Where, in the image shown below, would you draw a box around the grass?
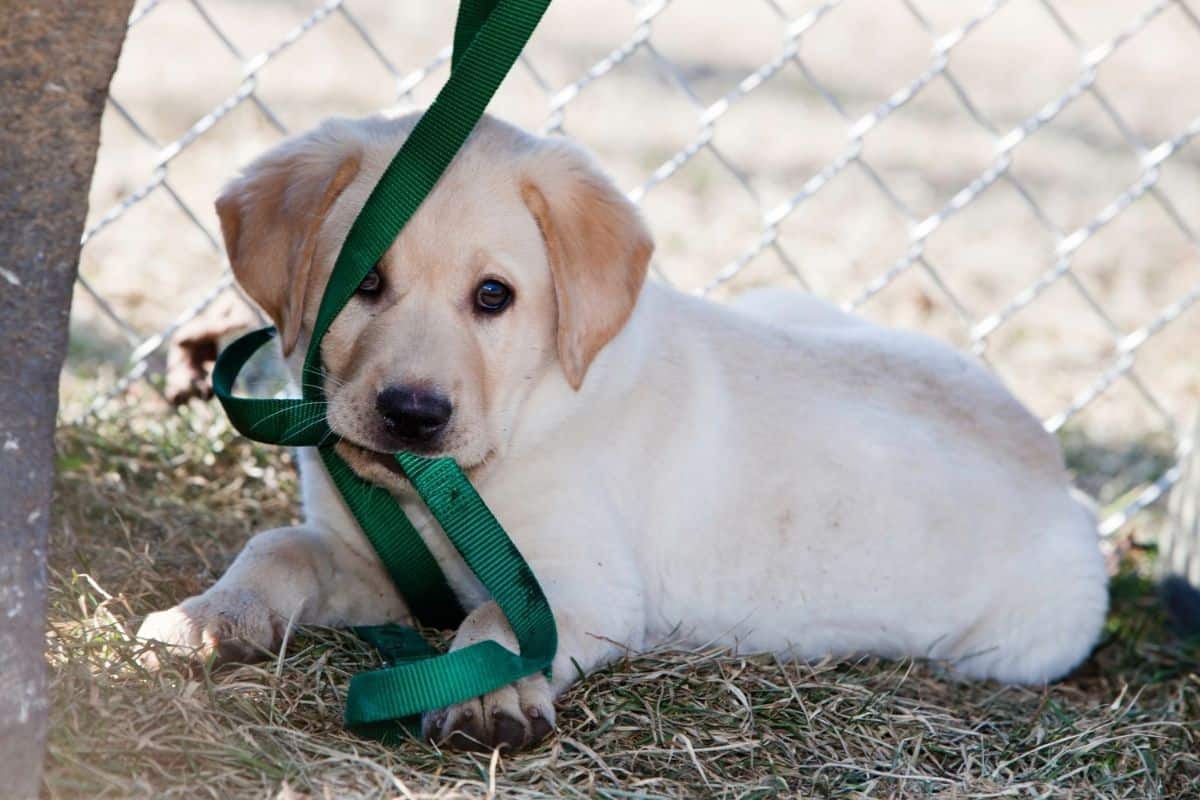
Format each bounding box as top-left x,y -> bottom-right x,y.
44,399 -> 1200,798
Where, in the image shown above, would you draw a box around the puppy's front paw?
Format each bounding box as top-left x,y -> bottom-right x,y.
136,589 -> 284,669
421,673 -> 555,752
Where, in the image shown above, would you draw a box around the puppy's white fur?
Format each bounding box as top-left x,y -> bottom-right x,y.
139,113 -> 1108,749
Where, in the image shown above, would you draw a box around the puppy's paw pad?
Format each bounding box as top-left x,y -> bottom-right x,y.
443,700 -> 489,752
491,709 -> 527,751
525,703 -> 553,742
422,675 -> 555,752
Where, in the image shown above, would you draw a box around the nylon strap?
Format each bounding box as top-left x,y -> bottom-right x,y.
213,0 -> 555,737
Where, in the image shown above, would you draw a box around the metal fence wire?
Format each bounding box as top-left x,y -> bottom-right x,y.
76,0 -> 1200,537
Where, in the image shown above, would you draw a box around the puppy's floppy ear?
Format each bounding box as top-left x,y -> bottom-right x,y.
215,130 -> 361,355
521,143 -> 653,390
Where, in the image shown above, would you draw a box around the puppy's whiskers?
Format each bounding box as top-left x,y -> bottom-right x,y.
300,369 -> 348,395
280,413 -> 335,443
247,399 -> 327,432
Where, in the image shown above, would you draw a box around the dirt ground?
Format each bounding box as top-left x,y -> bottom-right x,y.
49,0 -> 1200,796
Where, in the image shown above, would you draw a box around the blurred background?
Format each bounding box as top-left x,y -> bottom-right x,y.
70,0 -> 1200,536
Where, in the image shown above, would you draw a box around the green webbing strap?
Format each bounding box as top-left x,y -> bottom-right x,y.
344,455 -> 557,724
212,0 -> 555,737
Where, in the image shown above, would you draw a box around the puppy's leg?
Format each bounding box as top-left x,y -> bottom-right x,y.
421,570 -> 641,752
136,525 -> 407,667
420,602 -> 555,752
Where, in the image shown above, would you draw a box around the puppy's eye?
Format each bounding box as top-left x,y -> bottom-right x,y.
357,265 -> 383,297
475,279 -> 512,313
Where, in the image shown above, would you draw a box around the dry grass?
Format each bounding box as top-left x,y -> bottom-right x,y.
44,400 -> 1200,799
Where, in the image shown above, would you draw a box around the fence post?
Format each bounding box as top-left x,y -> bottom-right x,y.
1161,411 -> 1200,635
0,3 -> 134,796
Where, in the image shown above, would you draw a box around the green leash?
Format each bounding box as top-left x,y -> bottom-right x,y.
212,0 -> 556,737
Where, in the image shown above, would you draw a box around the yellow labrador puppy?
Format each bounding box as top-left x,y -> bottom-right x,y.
138,113 -> 1108,751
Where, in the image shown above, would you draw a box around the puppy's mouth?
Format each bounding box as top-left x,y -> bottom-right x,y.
356,442 -> 409,476
333,433 -> 494,485
326,409 -> 450,457
324,401 -> 494,480
333,432 -> 443,465
332,439 -> 416,487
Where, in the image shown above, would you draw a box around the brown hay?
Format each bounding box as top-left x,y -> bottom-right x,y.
45,400 -> 1200,798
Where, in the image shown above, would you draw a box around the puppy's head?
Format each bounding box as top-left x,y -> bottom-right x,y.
216,113 -> 653,472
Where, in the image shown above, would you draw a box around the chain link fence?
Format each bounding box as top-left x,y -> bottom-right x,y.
72,0 -> 1200,537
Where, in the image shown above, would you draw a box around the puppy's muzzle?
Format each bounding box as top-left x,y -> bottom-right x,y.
376,384 -> 453,446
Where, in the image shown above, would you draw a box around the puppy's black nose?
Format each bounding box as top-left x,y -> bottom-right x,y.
376,384 -> 452,443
